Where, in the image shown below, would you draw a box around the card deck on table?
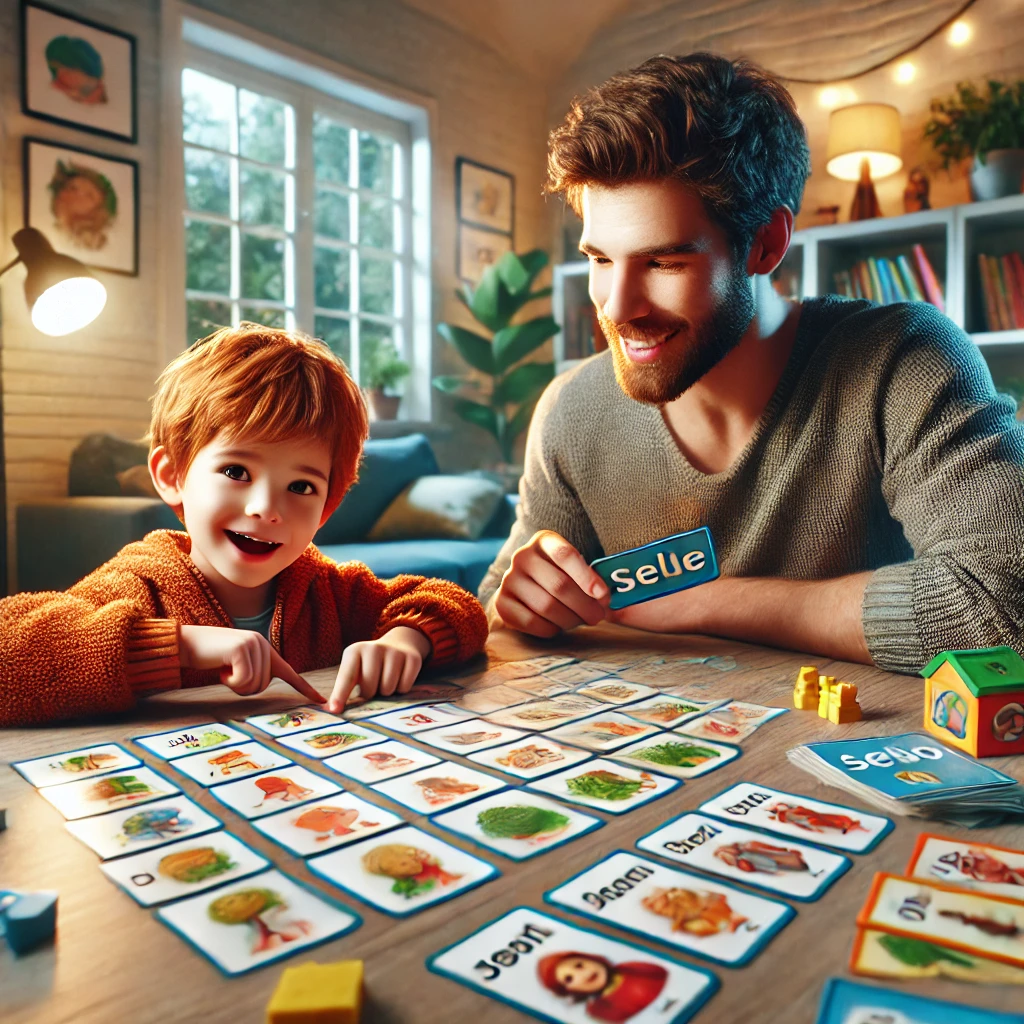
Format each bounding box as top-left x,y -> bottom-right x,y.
485,694 -> 605,731
610,736 -> 740,780
245,706 -> 347,737
171,741 -> 292,787
619,696 -> 728,729
906,833 -> 1024,899
373,762 -> 506,813
427,905 -> 718,1024
40,766 -> 179,820
367,703 -> 475,735
573,680 -> 659,705
208,764 -> 342,819
100,830 -> 270,906
323,739 -> 441,784
675,701 -> 786,744
432,790 -> 603,861
133,724 -> 252,760
468,737 -> 593,780
546,850 -> 794,967
13,743 -> 140,787
527,758 -> 679,814
546,713 -> 661,752
65,795 -> 222,859
699,782 -> 893,853
415,718 -> 528,755
156,867 -> 361,976
637,811 -> 851,901
308,824 -> 498,916
273,724 -> 385,759
252,792 -> 404,856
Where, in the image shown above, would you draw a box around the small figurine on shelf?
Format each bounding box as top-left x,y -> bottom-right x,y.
850,159 -> 882,221
903,166 -> 931,213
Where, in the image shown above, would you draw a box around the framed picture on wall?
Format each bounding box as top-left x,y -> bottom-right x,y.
456,157 -> 514,235
24,137 -> 139,275
21,0 -> 137,143
458,224 -> 513,285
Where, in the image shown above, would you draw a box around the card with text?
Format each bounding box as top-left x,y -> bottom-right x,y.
171,741 -> 292,788
322,739 -> 440,784
906,833 -> 1024,899
415,718 -> 528,755
373,762 -> 506,814
469,737 -> 593,780
14,743 -> 140,788
611,736 -> 740,780
40,766 -> 178,820
208,764 -> 342,819
133,724 -> 252,761
252,793 -> 404,856
546,713 -> 661,752
527,759 -> 679,814
273,724 -> 386,759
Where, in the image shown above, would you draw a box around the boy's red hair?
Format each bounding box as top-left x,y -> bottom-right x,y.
148,323 -> 368,523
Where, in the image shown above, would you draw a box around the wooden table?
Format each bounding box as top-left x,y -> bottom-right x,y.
2,625 -> 1022,1023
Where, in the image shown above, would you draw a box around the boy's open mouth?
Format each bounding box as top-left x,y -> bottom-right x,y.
224,530 -> 282,556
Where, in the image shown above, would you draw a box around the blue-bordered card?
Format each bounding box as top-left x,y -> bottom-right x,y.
610,736 -> 740,781
39,765 -> 178,820
170,741 -> 292,788
132,723 -> 251,760
526,758 -> 679,814
207,764 -> 342,820
372,762 -> 506,814
468,736 -> 593,780
13,743 -> 140,787
273,724 -> 386,759
244,705 -> 348,737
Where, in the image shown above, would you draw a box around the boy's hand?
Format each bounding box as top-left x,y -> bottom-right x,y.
328,626 -> 431,713
178,625 -> 325,703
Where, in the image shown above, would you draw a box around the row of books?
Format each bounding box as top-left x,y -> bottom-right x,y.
978,251 -> 1024,332
832,243 -> 945,312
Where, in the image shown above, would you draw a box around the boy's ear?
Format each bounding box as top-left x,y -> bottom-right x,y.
149,445 -> 185,510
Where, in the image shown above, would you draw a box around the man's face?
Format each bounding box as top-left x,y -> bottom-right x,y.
581,180 -> 755,404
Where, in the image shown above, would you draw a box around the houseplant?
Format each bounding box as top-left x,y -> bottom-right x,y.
924,79 -> 1024,200
363,341 -> 410,421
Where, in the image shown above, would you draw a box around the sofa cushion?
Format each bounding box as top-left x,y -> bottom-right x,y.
69,433 -> 149,496
366,475 -> 504,542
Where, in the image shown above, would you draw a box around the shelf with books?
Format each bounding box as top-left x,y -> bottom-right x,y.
959,193 -> 1024,338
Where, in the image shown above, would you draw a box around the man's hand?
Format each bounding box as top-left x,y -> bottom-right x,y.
492,530 -> 610,638
328,626 -> 431,713
178,624 -> 325,703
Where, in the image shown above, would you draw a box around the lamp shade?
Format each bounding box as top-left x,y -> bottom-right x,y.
826,103 -> 903,181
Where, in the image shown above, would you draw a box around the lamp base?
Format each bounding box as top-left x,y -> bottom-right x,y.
850,156 -> 882,221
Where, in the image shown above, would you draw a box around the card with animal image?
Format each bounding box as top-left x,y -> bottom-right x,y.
527,759 -> 679,815
40,765 -> 179,820
432,790 -> 603,861
273,724 -> 385,759
100,830 -> 270,906
322,738 -> 441,784
636,812 -> 850,902
546,713 -> 661,752
245,705 -> 347,737
453,685 -> 533,715
308,824 -> 498,917
485,694 -> 606,731
208,765 -> 342,820
611,736 -> 740,781
546,850 -> 793,967
428,905 -> 718,1024
65,795 -> 223,860
675,701 -> 786,744
368,702 -> 475,735
699,782 -> 893,853
619,696 -> 728,729
906,833 -> 1024,899
469,736 -> 593,780
133,723 -> 252,761
573,680 -> 659,705
156,867 -> 361,976
171,741 -> 293,788
13,743 -> 140,787
373,762 -> 506,814
253,793 -> 404,856
415,718 -> 528,755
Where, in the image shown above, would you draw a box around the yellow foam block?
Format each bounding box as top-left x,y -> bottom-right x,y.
827,681 -> 862,725
266,960 -> 363,1024
817,676 -> 836,718
793,665 -> 820,710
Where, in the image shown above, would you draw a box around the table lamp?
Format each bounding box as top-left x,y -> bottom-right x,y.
826,103 -> 903,221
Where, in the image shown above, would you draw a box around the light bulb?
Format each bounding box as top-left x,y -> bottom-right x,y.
949,20 -> 971,46
31,276 -> 106,336
894,62 -> 916,84
819,87 -> 841,108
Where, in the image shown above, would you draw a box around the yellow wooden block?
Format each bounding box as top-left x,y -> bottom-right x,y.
793,666 -> 820,710
817,676 -> 835,718
827,681 -> 862,724
266,961 -> 363,1024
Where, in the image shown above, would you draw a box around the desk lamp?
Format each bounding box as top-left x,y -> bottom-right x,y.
826,103 -> 903,221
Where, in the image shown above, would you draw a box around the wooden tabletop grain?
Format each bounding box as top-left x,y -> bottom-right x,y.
2,625 -> 1022,1024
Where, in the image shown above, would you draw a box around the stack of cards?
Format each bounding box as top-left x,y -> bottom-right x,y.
816,978 -> 1022,1024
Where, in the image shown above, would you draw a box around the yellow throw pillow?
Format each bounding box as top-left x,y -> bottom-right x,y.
366,475 -> 504,541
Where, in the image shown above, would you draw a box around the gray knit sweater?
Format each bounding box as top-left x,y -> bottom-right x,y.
478,296 -> 1024,674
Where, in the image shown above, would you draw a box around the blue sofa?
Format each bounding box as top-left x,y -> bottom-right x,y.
15,433 -> 515,595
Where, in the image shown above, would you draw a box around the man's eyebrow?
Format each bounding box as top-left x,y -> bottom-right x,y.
578,240 -> 705,259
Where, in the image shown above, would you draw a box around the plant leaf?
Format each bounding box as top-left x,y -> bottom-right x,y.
437,323 -> 495,374
525,286 -> 554,303
493,316 -> 559,373
470,263 -> 517,332
452,397 -> 499,439
494,361 -> 554,405
454,284 -> 474,311
498,250 -> 549,298
431,375 -> 466,393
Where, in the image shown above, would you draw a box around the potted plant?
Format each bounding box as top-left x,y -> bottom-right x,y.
363,342 -> 410,421
924,79 -> 1024,201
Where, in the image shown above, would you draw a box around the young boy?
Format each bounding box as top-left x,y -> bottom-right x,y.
0,324 -> 489,728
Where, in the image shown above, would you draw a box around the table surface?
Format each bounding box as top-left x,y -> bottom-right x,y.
2,625 -> 1022,1024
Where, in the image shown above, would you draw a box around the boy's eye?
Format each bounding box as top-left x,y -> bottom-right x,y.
221,465 -> 249,482
288,480 -> 316,496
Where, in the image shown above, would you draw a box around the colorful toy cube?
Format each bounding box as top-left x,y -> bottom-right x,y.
266,959 -> 363,1024
827,681 -> 861,725
793,666 -> 820,710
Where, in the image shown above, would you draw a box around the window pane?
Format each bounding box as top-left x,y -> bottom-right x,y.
315,315 -> 351,364
186,299 -> 231,346
315,247 -> 350,310
240,305 -> 286,328
314,188 -> 350,242
359,131 -> 394,194
182,69 -> 235,151
239,89 -> 289,166
185,219 -> 231,293
240,167 -> 286,228
184,148 -> 230,216
313,113 -> 351,185
241,234 -> 285,301
359,196 -> 395,251
359,255 -> 396,316
360,320 -> 395,379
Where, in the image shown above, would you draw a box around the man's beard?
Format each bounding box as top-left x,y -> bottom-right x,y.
600,268 -> 755,405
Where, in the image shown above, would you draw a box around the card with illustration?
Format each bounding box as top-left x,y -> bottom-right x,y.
208,764 -> 342,820
527,759 -> 679,815
699,782 -> 893,854
342,695 -> 424,720
546,713 -> 661,752
156,867 -> 361,976
499,654 -> 578,678
40,766 -> 178,820
506,675 -> 574,698
574,680 -> 659,705
610,736 -> 740,780
273,724 -> 385,759
65,795 -> 223,859
323,739 -> 441,784
245,705 -> 347,737
469,736 -> 593,780
171,741 -> 292,788
637,811 -> 850,902
428,905 -> 718,1024
906,833 -> 1024,900
374,762 -> 506,813
133,723 -> 252,761
454,685 -> 533,715
485,694 -> 605,731
345,682 -> 466,716
540,662 -> 611,686
432,790 -> 603,861
620,696 -> 729,729
546,850 -> 793,967
415,718 -> 528,755
308,824 -> 498,917
368,703 -> 475,735
675,702 -> 786,744
14,743 -> 140,787
253,793 -> 404,856
100,830 -> 270,906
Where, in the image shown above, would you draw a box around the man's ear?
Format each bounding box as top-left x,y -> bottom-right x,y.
746,206 -> 795,277
149,445 -> 185,510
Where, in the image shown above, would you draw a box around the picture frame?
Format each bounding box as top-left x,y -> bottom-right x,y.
456,157 -> 514,234
457,223 -> 512,286
21,0 -> 137,143
24,137 -> 139,276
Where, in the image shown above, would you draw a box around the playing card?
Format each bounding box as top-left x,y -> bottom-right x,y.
245,705 -> 347,737
415,718 -> 528,755
13,743 -> 140,787
485,694 -> 605,731
322,739 -> 440,784
546,713 -> 661,752
252,793 -> 404,856
171,741 -> 292,788
620,696 -> 729,729
273,724 -> 385,759
540,662 -> 611,686
573,680 -> 659,705
496,655 -> 578,678
469,736 -> 593,779
527,758 -> 679,814
610,736 -> 740,780
133,723 -> 252,760
208,764 -> 342,819
368,703 -> 475,735
506,676 -> 575,698
40,766 -> 178,820
308,824 -> 498,916
675,702 -> 786,745
906,833 -> 1024,899
454,685 -> 533,715
373,762 -> 506,813
341,695 -> 425,719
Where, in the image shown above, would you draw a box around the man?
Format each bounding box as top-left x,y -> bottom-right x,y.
479,52 -> 1024,674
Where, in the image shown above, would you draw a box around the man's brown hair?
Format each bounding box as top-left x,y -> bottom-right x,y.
547,52 -> 811,259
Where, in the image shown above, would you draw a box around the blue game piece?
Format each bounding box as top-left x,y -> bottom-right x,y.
0,890 -> 58,954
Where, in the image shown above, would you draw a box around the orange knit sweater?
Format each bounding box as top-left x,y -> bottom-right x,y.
0,530 -> 488,727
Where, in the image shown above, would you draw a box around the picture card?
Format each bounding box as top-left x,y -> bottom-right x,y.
428,905 -> 718,1024
546,850 -> 793,967
342,695 -> 424,720
40,765 -> 178,820
253,793 -> 404,856
209,765 -> 342,820
485,694 -> 605,731
14,743 -> 139,787
546,713 -> 661,752
273,724 -> 385,759
637,811 -> 851,902
432,790 -> 603,861
343,681 -> 466,717
675,701 -> 786,745
496,654 -> 578,678
415,718 -> 528,755
574,680 -> 658,705
539,662 -> 610,686
528,759 -> 679,815
66,795 -> 222,860
610,736 -> 740,780
506,676 -> 574,699
156,868 -> 360,976
368,703 -> 475,735
620,696 -> 728,729
373,763 -> 506,814
100,831 -> 270,906
699,782 -> 893,853
245,705 -> 347,737
308,824 -> 498,917
469,736 -> 593,780
453,685 -> 533,715
134,723 -> 251,761
907,833 -> 1024,900
171,741 -> 292,788
323,739 -> 441,784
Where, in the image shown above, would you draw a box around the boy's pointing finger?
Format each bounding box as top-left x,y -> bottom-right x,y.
271,650 -> 327,703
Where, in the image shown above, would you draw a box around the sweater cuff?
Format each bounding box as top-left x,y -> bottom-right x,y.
376,612 -> 460,668
862,563 -> 927,674
126,619 -> 182,695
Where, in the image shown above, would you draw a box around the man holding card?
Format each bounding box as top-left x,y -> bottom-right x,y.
479,52 -> 1024,674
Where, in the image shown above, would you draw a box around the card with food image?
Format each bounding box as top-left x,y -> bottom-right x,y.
171,741 -> 293,788
252,793 -> 404,856
208,765 -> 342,820
323,738 -> 441,784
40,765 -> 179,820
156,867 -> 361,976
541,662 -> 611,686
527,759 -> 679,814
415,718 -> 528,755
620,696 -> 728,729
308,824 -> 498,917
485,694 -> 606,732
65,795 -> 223,860
675,702 -> 786,744
244,705 -> 347,737
100,830 -> 270,906
133,723 -> 252,761
546,850 -> 794,967
367,702 -> 475,735
546,713 -> 661,752
453,685 -> 533,715
637,811 -> 850,902
573,680 -> 659,705
373,762 -> 506,814
906,833 -> 1024,900
273,724 -> 386,759
610,736 -> 740,780
469,736 -> 593,780
506,675 -> 575,699
14,743 -> 140,787
432,790 -> 603,861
